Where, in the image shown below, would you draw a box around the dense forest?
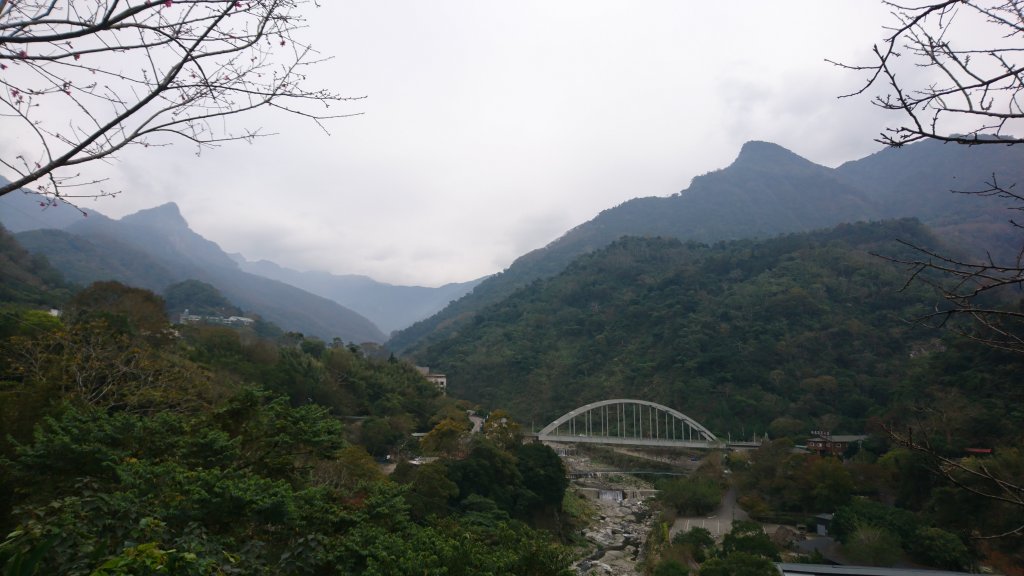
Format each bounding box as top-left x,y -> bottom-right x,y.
0,234 -> 575,575
411,218 -> 1024,573
416,219 -> 1021,441
3,215 -> 1023,574
643,423 -> 1023,574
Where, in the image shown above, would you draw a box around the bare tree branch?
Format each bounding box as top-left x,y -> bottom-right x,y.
871,174 -> 1024,353
829,0 -> 1024,147
839,4 -> 1024,547
835,2 -> 1024,352
0,0 -> 362,200
886,422 -> 1024,539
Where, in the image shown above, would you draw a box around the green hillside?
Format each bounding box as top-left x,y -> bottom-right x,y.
390,139 -> 1024,354
414,219 -> 1022,444
0,225 -> 71,307
0,224 -> 73,342
0,277 -> 572,575
16,227 -> 179,291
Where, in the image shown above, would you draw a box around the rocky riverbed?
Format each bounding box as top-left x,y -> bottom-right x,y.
571,478 -> 657,576
546,442 -> 662,575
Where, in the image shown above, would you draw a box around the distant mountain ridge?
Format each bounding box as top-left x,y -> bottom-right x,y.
232,256 -> 486,336
0,185 -> 485,339
388,139 -> 1024,353
0,178 -> 96,232
8,201 -> 386,343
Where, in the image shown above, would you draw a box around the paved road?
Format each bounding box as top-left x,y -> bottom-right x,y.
669,486 -> 749,540
469,414 -> 484,434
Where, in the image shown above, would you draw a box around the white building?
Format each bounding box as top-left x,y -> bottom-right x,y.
416,366 -> 448,394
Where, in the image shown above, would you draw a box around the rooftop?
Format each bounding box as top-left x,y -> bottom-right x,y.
776,563 -> 974,576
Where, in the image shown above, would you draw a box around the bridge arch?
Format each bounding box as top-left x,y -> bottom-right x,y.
537,399 -> 720,448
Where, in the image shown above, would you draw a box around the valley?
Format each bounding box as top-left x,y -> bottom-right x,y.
3,1 -> 1024,574
1,138 -> 1022,574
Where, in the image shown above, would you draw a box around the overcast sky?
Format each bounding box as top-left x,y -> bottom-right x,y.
10,1 -> 909,286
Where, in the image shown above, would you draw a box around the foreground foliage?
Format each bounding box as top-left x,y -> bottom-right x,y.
0,281 -> 572,575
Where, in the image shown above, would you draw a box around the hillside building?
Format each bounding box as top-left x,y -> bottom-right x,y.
807,432 -> 867,457
777,563 -> 973,576
179,309 -> 255,328
415,366 -> 448,394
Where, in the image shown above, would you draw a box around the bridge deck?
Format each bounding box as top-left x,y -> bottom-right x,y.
539,434 -> 723,449
537,434 -> 762,450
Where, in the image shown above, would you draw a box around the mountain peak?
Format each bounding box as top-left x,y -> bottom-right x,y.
739,140 -> 791,155
121,202 -> 188,229
731,141 -> 818,171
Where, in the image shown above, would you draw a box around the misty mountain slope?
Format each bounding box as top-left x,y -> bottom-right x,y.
836,139 -> 1024,264
412,219 -> 957,433
654,141 -> 880,238
202,266 -> 386,344
15,203 -> 385,343
2,190 -> 474,338
0,176 -> 96,232
234,256 -> 486,335
388,139 -> 1024,353
67,203 -> 239,273
16,228 -> 179,292
0,224 -> 72,306
837,139 -> 1024,220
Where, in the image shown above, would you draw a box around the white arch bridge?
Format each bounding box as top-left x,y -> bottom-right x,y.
536,399 -> 761,449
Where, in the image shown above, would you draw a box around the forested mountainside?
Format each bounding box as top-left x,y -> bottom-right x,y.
413,219 -> 1023,445
15,228 -> 180,292
0,259 -> 574,574
389,139 -> 1024,353
0,224 -> 72,309
13,203 -> 385,343
3,188 -> 1021,575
